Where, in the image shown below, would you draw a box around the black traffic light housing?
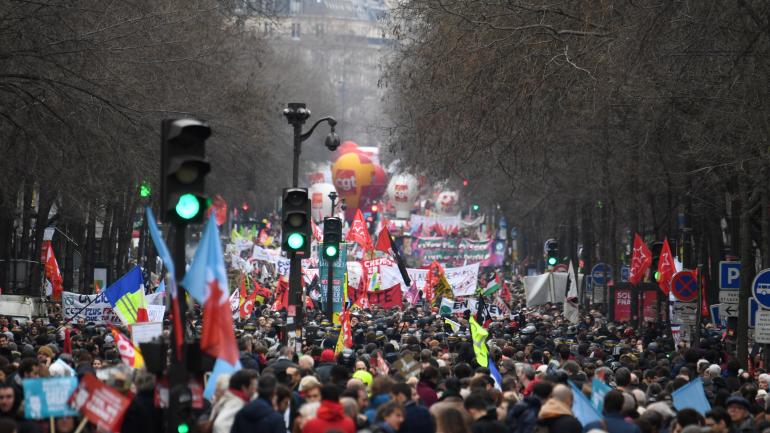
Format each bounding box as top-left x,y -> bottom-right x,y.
650,241 -> 664,282
545,239 -> 559,267
323,217 -> 342,260
160,119 -> 211,224
282,188 -> 311,256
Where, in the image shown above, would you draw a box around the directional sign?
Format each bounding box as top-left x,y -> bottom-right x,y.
591,263 -> 613,287
671,270 -> 698,302
673,302 -> 697,325
752,268 -> 770,309
720,303 -> 738,319
720,261 -> 741,290
620,265 -> 630,283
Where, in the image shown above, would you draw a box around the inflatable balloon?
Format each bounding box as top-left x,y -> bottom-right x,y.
331,140 -> 360,162
331,152 -> 376,220
436,190 -> 460,216
386,174 -> 419,219
360,164 -> 387,208
309,183 -> 337,222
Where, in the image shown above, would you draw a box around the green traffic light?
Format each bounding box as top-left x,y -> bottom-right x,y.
472,204 -> 480,211
177,423 -> 189,433
175,194 -> 201,220
139,182 -> 151,198
325,245 -> 339,258
287,232 -> 305,250
547,257 -> 558,266
654,271 -> 661,281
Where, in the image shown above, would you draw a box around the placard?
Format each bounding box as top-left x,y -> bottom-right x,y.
23,377 -> 78,419
131,322 -> 163,346
62,292 -> 120,325
69,374 -> 131,432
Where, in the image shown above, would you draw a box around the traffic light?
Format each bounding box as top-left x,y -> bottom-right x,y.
169,384 -> 194,433
282,188 -> 311,256
650,241 -> 664,281
139,181 -> 151,198
160,119 -> 211,224
323,217 -> 342,260
472,204 -> 480,211
545,239 -> 559,267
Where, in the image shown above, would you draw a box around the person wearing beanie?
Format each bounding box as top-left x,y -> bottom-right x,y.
316,349 -> 336,384
37,346 -> 54,369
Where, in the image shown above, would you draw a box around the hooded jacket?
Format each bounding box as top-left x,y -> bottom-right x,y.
210,390 -> 249,433
536,399 -> 582,433
230,396 -> 286,433
301,400 -> 356,433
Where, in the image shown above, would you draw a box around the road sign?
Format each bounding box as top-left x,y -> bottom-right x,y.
720,261 -> 741,289
620,266 -> 630,283
591,263 -> 613,287
752,268 -> 770,309
671,270 -> 698,302
553,264 -> 568,273
755,310 -> 770,344
720,303 -> 738,319
673,302 -> 697,325
719,290 -> 739,306
749,298 -> 759,327
709,304 -> 721,326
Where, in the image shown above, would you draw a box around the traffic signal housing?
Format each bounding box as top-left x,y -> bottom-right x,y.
160,119 -> 211,224
323,217 -> 342,260
545,239 -> 559,267
282,188 -> 311,256
650,241 -> 664,282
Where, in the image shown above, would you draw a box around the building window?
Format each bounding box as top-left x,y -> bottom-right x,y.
315,23 -> 324,36
291,23 -> 301,39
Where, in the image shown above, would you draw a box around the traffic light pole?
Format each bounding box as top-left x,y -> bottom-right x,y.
169,223 -> 192,433
326,257 -> 335,322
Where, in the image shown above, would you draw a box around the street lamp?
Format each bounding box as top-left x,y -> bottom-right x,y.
328,191 -> 338,217
282,102 -> 339,345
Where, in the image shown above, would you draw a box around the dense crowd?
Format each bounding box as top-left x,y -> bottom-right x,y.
0,277 -> 764,433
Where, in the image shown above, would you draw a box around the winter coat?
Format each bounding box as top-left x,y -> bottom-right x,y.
301,400 -> 356,433
584,413 -> 641,433
239,351 -> 261,372
315,362 -> 335,384
210,390 -> 247,433
536,399 -> 581,433
416,381 -> 438,408
507,396 -> 541,433
230,396 -> 285,433
365,393 -> 392,424
398,400 -> 435,433
471,413 -> 509,433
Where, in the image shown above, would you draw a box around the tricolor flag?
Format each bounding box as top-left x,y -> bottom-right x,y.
104,267 -> 148,326
479,273 -> 501,296
110,327 -> 144,369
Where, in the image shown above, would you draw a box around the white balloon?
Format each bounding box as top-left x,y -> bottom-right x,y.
386,174 -> 419,219
436,190 -> 460,216
309,183 -> 337,222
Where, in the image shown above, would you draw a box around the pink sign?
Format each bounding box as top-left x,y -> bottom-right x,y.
614,289 -> 632,322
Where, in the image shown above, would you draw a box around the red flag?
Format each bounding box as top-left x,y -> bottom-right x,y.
657,238 -> 676,295
43,242 -> 63,300
423,261 -> 444,305
94,281 -> 101,294
206,195 -> 228,226
63,327 -> 72,354
346,209 -> 373,250
272,276 -> 290,311
201,280 -> 239,365
375,227 -> 393,254
629,233 -> 652,285
240,289 -> 257,319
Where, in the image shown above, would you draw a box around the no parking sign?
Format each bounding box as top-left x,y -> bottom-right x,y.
671,270 -> 698,302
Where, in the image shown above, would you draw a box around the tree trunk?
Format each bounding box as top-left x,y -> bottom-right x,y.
737,175 -> 757,369
30,188 -> 54,296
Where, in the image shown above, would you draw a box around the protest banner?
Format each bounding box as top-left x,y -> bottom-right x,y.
439,298 -> 478,316
407,263 -> 479,297
69,374 -> 131,432
23,377 -> 78,419
366,285 -> 403,309
62,292 -> 121,325
409,236 -> 491,267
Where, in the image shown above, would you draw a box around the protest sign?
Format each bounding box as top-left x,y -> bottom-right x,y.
439,298 -> 478,316
366,285 -> 403,309
131,322 -> 163,346
23,377 -> 78,419
408,263 -> 479,297
62,292 -> 120,325
69,374 -> 131,432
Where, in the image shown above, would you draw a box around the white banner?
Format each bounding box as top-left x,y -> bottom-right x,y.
439,298 -> 478,316
407,262 -> 480,296
524,272 -> 584,307
62,292 -> 120,325
410,214 -> 461,231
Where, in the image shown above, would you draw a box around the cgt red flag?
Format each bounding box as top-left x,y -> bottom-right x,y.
629,233 -> 652,285
657,238 -> 677,295
375,227 -> 393,254
346,209 -> 373,251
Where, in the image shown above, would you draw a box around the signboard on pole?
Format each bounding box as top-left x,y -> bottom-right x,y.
671,270 -> 698,302
720,261 -> 741,289
752,268 -> 770,309
673,302 -> 697,325
23,377 -> 79,419
755,310 -> 770,344
69,374 -> 131,432
620,266 -> 630,283
591,263 -> 612,287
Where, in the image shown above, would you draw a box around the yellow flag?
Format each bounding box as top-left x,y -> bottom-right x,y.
469,316 -> 489,367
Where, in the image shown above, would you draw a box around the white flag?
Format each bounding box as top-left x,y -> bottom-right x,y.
564,261 -> 580,324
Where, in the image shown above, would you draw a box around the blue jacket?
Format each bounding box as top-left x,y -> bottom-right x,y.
584,413 -> 641,433
365,394 -> 392,424
230,396 -> 285,433
398,400 -> 435,433
507,396 -> 540,433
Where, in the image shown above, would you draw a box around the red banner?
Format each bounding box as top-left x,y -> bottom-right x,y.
69,374 -> 131,432
642,291 -> 658,322
367,285 -> 403,309
614,289 -> 631,322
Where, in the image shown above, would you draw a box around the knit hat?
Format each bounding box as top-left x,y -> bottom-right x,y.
320,349 -> 335,363
37,346 -> 54,358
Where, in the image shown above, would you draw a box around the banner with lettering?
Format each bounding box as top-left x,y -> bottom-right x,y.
410,236 -> 492,266
62,292 -> 121,325
366,285 -> 403,309
439,297 -> 478,316
407,263 -> 480,297
614,289 -> 632,322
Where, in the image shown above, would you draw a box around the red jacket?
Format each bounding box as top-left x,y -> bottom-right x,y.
301,400 -> 355,433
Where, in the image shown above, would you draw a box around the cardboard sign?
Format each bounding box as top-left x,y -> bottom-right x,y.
69,374 -> 130,432
130,322 -> 163,346
366,285 -> 403,309
23,377 -> 78,419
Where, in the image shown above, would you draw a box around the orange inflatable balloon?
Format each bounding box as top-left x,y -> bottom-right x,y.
332,152 -> 376,220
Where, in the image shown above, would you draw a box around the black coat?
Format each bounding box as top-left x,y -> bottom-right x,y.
471,414 -> 509,433
398,401 -> 435,433
230,397 -> 286,433
537,414 -> 582,433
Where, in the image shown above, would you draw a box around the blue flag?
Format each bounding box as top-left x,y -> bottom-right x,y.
672,378 -> 711,415
591,377 -> 612,413
488,357 -> 502,391
204,358 -> 242,401
104,266 -> 146,325
570,381 -> 602,426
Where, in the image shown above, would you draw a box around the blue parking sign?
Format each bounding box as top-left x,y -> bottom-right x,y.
720,261 -> 741,290
751,269 -> 770,309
